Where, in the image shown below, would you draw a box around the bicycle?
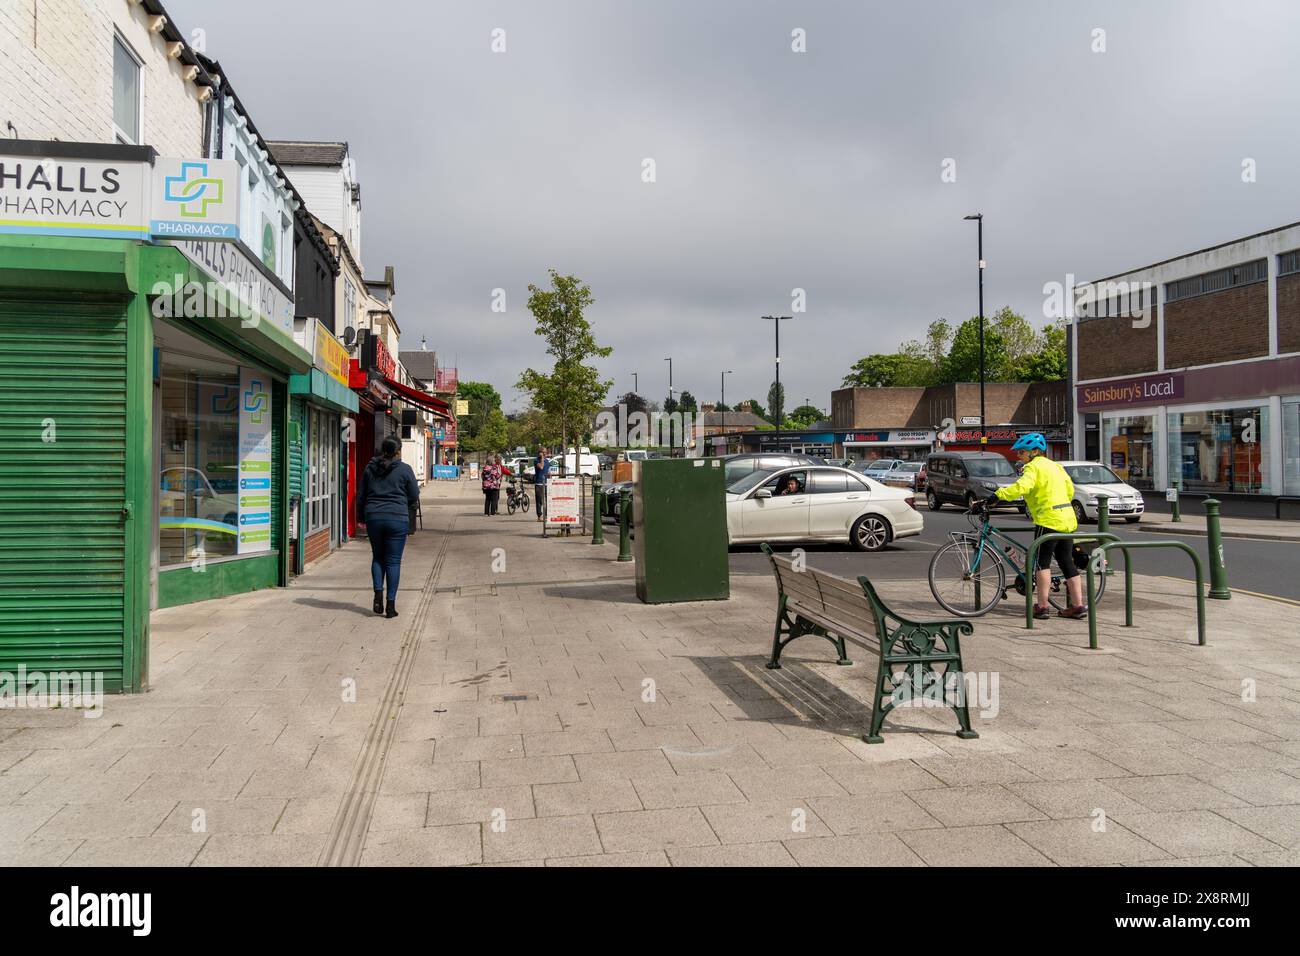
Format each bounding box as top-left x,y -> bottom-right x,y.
505,479 -> 531,515
927,502 -> 1106,617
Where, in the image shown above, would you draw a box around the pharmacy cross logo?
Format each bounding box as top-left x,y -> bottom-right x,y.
163,161 -> 224,218
243,380 -> 268,424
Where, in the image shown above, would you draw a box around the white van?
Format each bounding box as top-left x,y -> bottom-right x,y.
561,446 -> 600,477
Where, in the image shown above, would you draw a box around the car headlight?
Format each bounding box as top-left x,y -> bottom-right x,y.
1086,498 -> 1098,505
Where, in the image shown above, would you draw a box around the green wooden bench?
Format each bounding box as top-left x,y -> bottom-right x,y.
760,543 -> 980,743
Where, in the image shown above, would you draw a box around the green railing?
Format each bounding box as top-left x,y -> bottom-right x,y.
1085,540 -> 1207,650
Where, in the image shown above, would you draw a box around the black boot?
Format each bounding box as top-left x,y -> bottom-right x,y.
373,590 -> 384,615
385,599 -> 398,619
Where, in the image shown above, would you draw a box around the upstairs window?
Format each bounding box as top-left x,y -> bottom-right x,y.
112,34 -> 142,144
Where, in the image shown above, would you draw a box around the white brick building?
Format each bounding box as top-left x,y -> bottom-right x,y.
0,0 -> 208,156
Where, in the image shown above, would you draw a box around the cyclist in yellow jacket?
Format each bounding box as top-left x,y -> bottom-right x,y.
987,433 -> 1086,620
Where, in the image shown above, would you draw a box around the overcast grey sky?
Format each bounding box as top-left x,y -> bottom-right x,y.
169,0 -> 1300,413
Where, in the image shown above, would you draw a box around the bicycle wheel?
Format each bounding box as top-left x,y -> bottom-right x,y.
521,492 -> 531,513
1046,565 -> 1106,611
507,497 -> 517,515
928,538 -> 1006,617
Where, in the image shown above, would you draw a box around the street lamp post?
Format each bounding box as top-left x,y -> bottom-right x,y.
762,316 -> 792,452
963,213 -> 986,445
632,372 -> 638,395
664,357 -> 673,454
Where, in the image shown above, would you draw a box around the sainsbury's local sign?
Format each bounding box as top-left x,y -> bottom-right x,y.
0,141 -> 239,241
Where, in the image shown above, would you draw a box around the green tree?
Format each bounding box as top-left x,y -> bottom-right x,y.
898,317 -> 951,383
786,404 -> 825,429
713,401 -> 731,412
842,352 -> 933,387
476,407 -> 509,454
515,270 -> 613,451
767,381 -> 785,426
745,398 -> 768,421
990,306 -> 1038,366
943,316 -> 1011,383
663,394 -> 679,415
457,380 -> 503,453
677,390 -> 698,412
1013,321 -> 1068,381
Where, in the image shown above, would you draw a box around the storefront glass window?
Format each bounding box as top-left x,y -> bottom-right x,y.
1284,399 -> 1300,496
1100,415 -> 1155,490
158,355 -> 241,567
307,408 -> 338,536
1166,406 -> 1271,495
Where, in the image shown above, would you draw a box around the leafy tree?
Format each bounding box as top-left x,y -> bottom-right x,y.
1013,321 -> 1068,381
614,391 -> 649,418
515,270 -> 613,451
745,398 -> 768,421
677,390 -> 698,412
990,306 -> 1038,365
475,407 -> 509,455
767,382 -> 785,426
786,404 -> 825,429
713,402 -> 731,412
943,316 -> 1011,383
842,352 -> 933,388
457,380 -> 503,453
663,395 -> 679,415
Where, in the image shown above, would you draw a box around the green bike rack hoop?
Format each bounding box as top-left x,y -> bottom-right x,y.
1020,531 -> 1123,630
1085,540 -> 1207,650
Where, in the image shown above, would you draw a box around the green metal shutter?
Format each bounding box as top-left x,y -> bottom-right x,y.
271,379 -> 286,557
289,396 -> 305,500
0,299 -> 128,684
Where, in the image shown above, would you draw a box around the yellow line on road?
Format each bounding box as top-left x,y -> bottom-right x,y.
1152,575 -> 1300,607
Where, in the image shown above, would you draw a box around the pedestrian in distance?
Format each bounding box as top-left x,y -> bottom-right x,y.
987,432 -> 1085,620
534,446 -> 551,522
482,455 -> 502,515
357,436 -> 420,619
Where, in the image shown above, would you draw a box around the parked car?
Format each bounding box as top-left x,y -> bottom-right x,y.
824,457 -> 854,469
726,466 -> 922,551
602,452 -> 824,522
854,458 -> 904,481
923,451 -> 1025,512
1059,461 -> 1145,523
880,459 -> 925,492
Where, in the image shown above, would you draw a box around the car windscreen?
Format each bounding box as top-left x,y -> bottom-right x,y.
894,462 -> 922,473
1066,465 -> 1122,484
966,458 -> 1015,477
728,469 -> 777,495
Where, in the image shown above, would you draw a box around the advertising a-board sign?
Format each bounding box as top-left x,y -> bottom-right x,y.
546,477 -> 580,527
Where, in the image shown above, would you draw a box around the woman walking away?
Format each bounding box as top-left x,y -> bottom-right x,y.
482,455 -> 502,515
357,436 -> 419,618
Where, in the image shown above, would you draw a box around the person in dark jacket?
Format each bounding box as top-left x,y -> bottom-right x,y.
356,437 -> 420,618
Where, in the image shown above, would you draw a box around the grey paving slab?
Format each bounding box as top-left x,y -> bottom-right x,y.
1118,810 -> 1286,858
594,807 -> 720,853
898,824 -> 1057,866
701,800 -> 834,844
481,814 -> 602,863
359,824 -> 483,867
1007,818 -> 1173,866
631,771 -> 748,810
666,842 -> 799,867
533,779 -> 641,817
64,835 -> 207,867
910,785 -> 1049,827
783,832 -> 926,867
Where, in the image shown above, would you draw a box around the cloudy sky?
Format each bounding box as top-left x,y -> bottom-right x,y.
168,0 -> 1300,413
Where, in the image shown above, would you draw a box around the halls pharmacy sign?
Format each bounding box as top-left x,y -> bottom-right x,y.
0,140 -> 239,241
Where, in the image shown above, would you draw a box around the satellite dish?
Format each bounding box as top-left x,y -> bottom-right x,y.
343,326 -> 356,346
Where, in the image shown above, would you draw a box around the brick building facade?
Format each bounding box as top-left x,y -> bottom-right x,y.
1072,221 -> 1300,501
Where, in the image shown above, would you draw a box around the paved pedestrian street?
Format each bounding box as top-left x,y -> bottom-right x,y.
2,480 -> 1297,867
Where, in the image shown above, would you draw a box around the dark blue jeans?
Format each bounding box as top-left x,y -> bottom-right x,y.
367,516 -> 409,600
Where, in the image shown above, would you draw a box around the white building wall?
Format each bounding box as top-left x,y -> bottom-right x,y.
275,159 -> 361,262
0,0 -> 204,155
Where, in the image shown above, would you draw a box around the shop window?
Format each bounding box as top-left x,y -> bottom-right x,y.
1101,415 -> 1155,490
1166,407 -> 1271,495
112,34 -> 141,144
158,356 -> 241,568
307,408 -> 337,536
1284,399 -> 1300,496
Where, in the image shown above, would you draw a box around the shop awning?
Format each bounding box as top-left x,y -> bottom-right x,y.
381,375 -> 450,415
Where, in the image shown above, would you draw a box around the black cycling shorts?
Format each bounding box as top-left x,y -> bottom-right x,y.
1033,526 -> 1079,579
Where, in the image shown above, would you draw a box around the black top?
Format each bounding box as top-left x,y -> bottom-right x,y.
357,456 -> 420,522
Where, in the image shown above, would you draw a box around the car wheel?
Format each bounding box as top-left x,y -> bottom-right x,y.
926,489 -> 942,512
1072,501 -> 1087,524
851,514 -> 891,552
965,492 -> 978,511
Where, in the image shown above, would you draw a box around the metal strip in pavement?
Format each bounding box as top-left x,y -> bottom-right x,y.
317,514 -> 456,867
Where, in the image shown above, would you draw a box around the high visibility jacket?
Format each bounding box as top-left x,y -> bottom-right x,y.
995,456 -> 1077,533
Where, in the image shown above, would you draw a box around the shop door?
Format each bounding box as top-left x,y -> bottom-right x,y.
0,299 -> 130,686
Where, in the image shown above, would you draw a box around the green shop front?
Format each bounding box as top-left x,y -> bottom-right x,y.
0,140 -> 310,693
288,319 -> 358,574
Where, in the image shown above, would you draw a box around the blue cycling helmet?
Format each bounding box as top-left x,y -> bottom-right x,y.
1011,432 -> 1048,453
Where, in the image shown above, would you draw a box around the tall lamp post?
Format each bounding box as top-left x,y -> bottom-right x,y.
963,213 -> 986,445
632,372 -> 638,395
664,357 -> 674,454
721,369 -> 733,447
762,315 -> 792,451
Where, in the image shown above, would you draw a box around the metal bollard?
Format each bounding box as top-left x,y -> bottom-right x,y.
1096,494 -> 1110,536
1204,498 -> 1230,600
617,488 -> 633,562
1171,491 -> 1181,523
592,479 -> 604,545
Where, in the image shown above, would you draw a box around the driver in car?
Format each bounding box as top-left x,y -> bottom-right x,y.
778,475 -> 802,496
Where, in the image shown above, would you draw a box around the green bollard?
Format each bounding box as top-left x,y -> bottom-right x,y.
1204,498 -> 1231,600
592,480 -> 604,545
1096,494 -> 1110,536
1170,490 -> 1181,523
617,488 -> 633,562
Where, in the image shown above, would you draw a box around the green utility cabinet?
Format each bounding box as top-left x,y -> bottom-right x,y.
633,458 -> 730,603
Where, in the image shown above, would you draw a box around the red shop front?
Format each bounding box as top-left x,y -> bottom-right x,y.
939,425 -> 1071,461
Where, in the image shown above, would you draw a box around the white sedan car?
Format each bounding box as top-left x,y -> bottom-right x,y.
726,465 -> 923,551
1059,461 -> 1146,524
